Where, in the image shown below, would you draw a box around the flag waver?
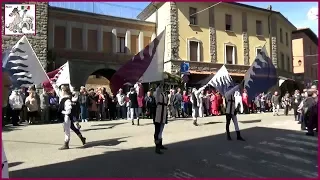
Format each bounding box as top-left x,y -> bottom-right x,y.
110,30 -> 165,94
4,36 -> 49,88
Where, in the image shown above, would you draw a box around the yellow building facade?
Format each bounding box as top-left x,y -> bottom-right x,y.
138,2 -> 296,83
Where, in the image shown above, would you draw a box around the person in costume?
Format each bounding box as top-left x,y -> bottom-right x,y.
225,88 -> 245,141
57,84 -> 86,150
153,83 -> 168,154
190,86 -> 206,126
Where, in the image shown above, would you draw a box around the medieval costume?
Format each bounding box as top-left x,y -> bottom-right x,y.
153,84 -> 168,154
225,90 -> 245,141
58,85 -> 86,150
190,87 -> 205,126
210,92 -> 219,116
242,90 -> 249,114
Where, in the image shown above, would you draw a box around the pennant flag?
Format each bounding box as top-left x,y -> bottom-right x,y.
42,62 -> 70,94
110,29 -> 166,94
4,36 -> 49,88
225,45 -> 277,100
205,65 -> 234,96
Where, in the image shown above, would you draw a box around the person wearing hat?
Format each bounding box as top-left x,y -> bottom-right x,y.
224,86 -> 245,141
2,57 -> 13,178
153,83 -> 169,154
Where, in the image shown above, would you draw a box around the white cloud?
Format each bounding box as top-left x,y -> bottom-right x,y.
307,7 -> 318,20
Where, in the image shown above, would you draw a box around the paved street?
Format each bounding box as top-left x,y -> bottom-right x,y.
3,111 -> 318,178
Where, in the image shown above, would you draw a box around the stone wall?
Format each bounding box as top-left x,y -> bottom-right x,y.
169,2 -> 179,60
242,32 -> 250,65
2,2 -> 48,69
208,7 -> 216,63
209,27 -> 217,63
271,37 -> 278,68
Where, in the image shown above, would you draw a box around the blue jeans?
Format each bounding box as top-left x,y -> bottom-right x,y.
80,104 -> 88,120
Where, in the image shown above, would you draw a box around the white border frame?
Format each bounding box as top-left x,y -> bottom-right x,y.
224,42 -> 236,64
187,37 -> 201,62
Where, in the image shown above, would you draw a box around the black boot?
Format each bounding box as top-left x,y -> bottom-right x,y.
159,139 -> 168,150
155,143 -> 163,154
132,120 -> 135,125
193,120 -> 198,126
58,141 -> 69,150
226,131 -> 232,140
236,131 -> 245,141
77,134 -> 86,145
137,119 -> 140,126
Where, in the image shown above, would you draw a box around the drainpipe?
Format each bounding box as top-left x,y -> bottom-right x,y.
267,5 -> 273,64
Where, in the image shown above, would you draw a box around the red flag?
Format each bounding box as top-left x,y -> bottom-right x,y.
110,30 -> 165,95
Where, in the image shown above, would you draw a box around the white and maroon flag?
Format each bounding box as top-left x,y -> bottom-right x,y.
42,62 -> 71,94
4,36 -> 48,88
110,29 -> 166,94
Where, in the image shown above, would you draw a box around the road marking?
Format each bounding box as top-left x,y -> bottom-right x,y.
286,134 -> 318,141
259,141 -> 317,155
219,151 -> 317,178
216,164 -> 263,178
244,145 -> 314,164
171,169 -> 195,178
274,137 -> 318,148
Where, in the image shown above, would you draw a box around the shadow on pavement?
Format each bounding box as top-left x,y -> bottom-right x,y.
82,122 -> 127,132
10,127 -> 318,178
8,162 -> 24,168
239,119 -> 262,124
81,137 -> 130,149
2,126 -> 23,132
201,121 -> 224,126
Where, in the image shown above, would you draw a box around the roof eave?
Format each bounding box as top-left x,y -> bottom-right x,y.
137,2 -> 162,20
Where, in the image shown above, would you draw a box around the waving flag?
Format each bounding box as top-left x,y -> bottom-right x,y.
110,30 -> 166,94
225,45 -> 277,100
42,62 -> 70,94
4,36 -> 49,88
206,65 -> 234,96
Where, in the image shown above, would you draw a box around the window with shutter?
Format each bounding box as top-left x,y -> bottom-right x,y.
225,45 -> 235,64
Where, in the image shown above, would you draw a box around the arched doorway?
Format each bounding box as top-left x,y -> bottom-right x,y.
279,79 -> 303,96
85,69 -> 116,95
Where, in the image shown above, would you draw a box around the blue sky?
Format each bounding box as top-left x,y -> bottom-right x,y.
49,2 -> 318,36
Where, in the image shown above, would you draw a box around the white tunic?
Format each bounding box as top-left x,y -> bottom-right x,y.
2,141 -> 9,178
154,87 -> 168,124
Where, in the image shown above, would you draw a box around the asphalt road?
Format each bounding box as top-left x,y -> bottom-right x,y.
3,112 -> 318,178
